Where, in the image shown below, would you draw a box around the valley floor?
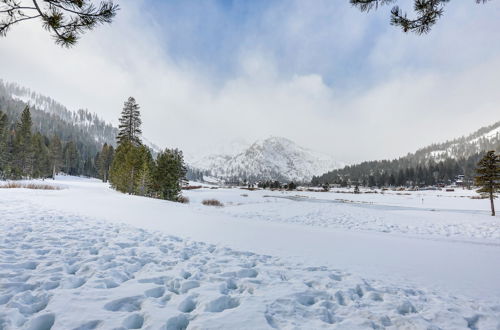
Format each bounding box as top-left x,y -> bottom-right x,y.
1,177 -> 499,329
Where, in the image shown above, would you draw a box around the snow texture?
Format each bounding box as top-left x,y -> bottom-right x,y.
0,177 -> 499,329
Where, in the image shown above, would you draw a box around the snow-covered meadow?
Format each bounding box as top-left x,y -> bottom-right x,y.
1,177 -> 500,329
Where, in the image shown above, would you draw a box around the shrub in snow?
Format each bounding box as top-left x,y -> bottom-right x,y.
178,196 -> 190,204
202,199 -> 224,207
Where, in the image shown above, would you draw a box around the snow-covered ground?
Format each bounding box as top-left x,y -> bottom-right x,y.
1,177 -> 500,329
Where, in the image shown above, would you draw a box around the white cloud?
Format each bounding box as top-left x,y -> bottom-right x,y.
1,0 -> 499,163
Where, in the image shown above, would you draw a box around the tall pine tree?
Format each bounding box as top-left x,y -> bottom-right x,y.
13,106 -> 34,178
0,111 -> 8,178
49,135 -> 63,179
117,97 -> 142,146
32,133 -> 51,178
475,151 -> 500,216
63,141 -> 79,175
97,143 -> 114,182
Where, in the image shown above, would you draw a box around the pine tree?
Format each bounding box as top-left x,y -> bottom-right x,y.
32,132 -> 51,178
13,106 -> 34,177
0,0 -> 119,47
83,156 -> 95,177
151,148 -> 187,201
0,111 -> 8,178
109,141 -> 151,194
63,141 -> 79,175
136,149 -> 154,196
351,0 -> 490,35
97,143 -> 114,182
117,97 -> 142,146
354,185 -> 360,194
49,135 -> 63,179
475,151 -> 500,216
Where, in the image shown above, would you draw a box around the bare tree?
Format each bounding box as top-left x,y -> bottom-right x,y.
350,0 -> 490,34
1,0 -> 119,47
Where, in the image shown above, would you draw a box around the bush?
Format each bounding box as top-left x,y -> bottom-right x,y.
178,196 -> 190,204
0,182 -> 61,190
202,199 -> 224,207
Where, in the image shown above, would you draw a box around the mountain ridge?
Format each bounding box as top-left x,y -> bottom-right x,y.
191,136 -> 343,183
313,119 -> 500,186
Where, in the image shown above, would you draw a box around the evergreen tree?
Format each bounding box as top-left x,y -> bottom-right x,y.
475,151 -> 500,216
13,106 -> 34,177
0,111 -> 8,177
0,0 -> 119,47
83,156 -> 95,177
32,132 -> 51,178
63,141 -> 79,175
97,143 -> 114,182
49,135 -> 63,179
109,141 -> 151,194
351,0 -> 490,35
151,148 -> 187,201
136,149 -> 154,196
117,97 -> 142,146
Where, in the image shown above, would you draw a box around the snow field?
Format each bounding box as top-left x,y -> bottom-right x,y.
184,187 -> 500,242
1,198 -> 500,329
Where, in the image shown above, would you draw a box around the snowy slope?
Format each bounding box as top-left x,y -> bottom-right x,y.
0,177 -> 499,329
416,121 -> 500,162
191,137 -> 343,182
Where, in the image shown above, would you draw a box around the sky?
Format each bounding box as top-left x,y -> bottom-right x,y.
1,0 -> 500,163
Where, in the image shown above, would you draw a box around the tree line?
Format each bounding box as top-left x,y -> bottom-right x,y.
0,106 -> 100,179
0,96 -> 188,203
313,153 -> 489,188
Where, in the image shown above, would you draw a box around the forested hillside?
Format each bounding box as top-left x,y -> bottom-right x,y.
313,121 -> 500,187
0,80 -> 119,179
0,80 -> 117,145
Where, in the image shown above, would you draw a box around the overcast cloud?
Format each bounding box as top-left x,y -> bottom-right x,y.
1,0 -> 499,162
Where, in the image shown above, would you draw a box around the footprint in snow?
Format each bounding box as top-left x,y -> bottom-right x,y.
104,296 -> 143,312
205,296 -> 240,313
178,296 -> 197,313
144,286 -> 165,298
122,313 -> 144,329
165,314 -> 189,330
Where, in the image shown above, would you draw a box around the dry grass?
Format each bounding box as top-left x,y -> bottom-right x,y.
202,199 -> 224,207
0,182 -> 61,190
470,195 -> 488,200
183,185 -> 202,190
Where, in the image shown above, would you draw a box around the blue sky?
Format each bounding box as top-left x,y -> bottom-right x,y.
1,0 -> 500,161
144,0 -> 389,87
141,0 -> 499,89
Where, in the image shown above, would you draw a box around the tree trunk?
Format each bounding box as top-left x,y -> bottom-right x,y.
491,192 -> 496,216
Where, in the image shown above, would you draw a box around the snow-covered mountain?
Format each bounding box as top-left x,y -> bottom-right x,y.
191,137 -> 343,183
413,121 -> 500,163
